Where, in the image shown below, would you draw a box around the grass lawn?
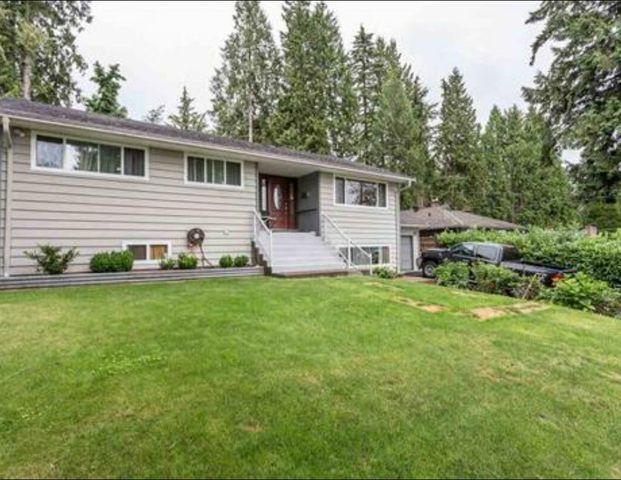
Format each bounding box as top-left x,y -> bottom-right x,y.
1,276 -> 620,478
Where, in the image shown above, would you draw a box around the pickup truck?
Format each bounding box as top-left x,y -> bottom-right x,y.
417,242 -> 573,286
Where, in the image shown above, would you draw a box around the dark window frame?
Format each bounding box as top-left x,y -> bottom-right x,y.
334,176 -> 388,208
33,133 -> 147,178
185,154 -> 243,187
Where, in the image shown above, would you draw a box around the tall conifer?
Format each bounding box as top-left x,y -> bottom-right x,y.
210,1 -> 280,143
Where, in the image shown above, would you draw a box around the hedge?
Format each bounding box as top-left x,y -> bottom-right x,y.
436,228 -> 621,287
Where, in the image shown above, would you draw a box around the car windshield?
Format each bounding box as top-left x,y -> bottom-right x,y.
502,246 -> 521,261
451,243 -> 475,256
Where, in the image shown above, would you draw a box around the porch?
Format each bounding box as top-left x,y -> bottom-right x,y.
254,167 -> 374,276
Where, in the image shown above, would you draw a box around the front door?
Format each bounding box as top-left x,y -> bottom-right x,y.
261,175 -> 296,230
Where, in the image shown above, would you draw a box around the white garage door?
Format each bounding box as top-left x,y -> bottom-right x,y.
400,235 -> 413,271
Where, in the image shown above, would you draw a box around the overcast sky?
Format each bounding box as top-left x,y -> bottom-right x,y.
77,1 -> 551,127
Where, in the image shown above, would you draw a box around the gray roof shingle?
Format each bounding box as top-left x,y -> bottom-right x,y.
0,98 -> 410,181
400,205 -> 520,230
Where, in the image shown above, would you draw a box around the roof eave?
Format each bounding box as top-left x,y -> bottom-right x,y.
3,111 -> 413,183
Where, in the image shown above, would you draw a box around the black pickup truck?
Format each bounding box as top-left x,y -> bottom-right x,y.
417,242 -> 573,286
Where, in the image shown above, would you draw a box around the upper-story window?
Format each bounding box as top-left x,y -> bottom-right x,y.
186,155 -> 242,187
335,176 -> 387,207
34,134 -> 147,178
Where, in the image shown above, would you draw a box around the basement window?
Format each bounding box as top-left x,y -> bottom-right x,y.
338,246 -> 390,265
122,241 -> 171,263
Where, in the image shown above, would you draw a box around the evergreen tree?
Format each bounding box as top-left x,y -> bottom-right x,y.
524,1 -> 621,209
480,106 -> 512,220
435,68 -> 485,210
315,2 -> 357,157
143,105 -> 166,124
84,62 -> 127,118
271,1 -> 327,153
350,26 -> 378,163
518,109 -> 576,226
402,73 -> 436,205
479,105 -> 576,226
271,1 -> 356,156
370,70 -> 422,209
0,0 -> 92,105
168,86 -> 207,132
350,31 -> 436,197
210,0 -> 280,143
372,37 -> 401,93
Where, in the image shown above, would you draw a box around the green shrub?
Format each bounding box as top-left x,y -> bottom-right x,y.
219,255 -> 234,268
512,275 -> 545,300
159,257 -> 176,270
540,272 -> 621,317
435,262 -> 470,289
471,263 -> 521,296
373,266 -> 397,279
436,227 -> 621,288
582,202 -> 621,231
233,255 -> 249,267
24,244 -> 78,275
111,251 -> 134,272
89,251 -> 134,273
177,252 -> 198,270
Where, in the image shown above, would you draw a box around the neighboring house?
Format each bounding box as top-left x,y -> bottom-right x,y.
399,204 -> 520,272
0,99 -> 411,277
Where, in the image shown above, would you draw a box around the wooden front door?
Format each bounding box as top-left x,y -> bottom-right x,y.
260,175 -> 296,230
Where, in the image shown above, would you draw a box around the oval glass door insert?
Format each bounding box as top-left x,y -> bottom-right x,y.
273,184 -> 283,210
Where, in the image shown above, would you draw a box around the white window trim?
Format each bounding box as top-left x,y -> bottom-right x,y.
337,244 -> 392,266
332,174 -> 389,210
121,240 -> 172,265
183,153 -> 244,190
30,131 -> 150,181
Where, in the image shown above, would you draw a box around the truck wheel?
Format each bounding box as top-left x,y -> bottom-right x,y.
422,260 -> 438,278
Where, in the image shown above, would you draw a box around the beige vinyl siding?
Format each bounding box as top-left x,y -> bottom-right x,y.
0,129 -> 6,274
9,130 -> 257,274
319,172 -> 399,268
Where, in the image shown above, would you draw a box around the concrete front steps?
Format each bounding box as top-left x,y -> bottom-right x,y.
262,231 -> 350,277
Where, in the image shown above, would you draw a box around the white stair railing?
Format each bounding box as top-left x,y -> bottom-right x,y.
321,213 -> 373,274
253,211 -> 273,263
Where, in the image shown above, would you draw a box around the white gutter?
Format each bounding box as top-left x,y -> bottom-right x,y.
3,113 -> 413,184
1,116 -> 13,277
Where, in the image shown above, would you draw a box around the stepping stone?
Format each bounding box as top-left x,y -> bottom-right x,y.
420,304 -> 444,313
392,295 -> 445,313
471,307 -> 507,320
510,303 -> 549,314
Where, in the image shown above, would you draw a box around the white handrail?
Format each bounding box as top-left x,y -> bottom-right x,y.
321,213 -> 373,274
253,211 -> 273,262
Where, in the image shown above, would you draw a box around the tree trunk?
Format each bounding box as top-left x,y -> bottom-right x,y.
248,98 -> 253,143
21,54 -> 33,101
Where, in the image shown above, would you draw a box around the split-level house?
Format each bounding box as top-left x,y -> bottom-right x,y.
0,99 -> 411,277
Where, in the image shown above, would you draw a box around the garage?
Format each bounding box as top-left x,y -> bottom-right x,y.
400,204 -> 520,273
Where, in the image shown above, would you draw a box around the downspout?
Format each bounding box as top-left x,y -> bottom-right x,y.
2,116 -> 13,277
